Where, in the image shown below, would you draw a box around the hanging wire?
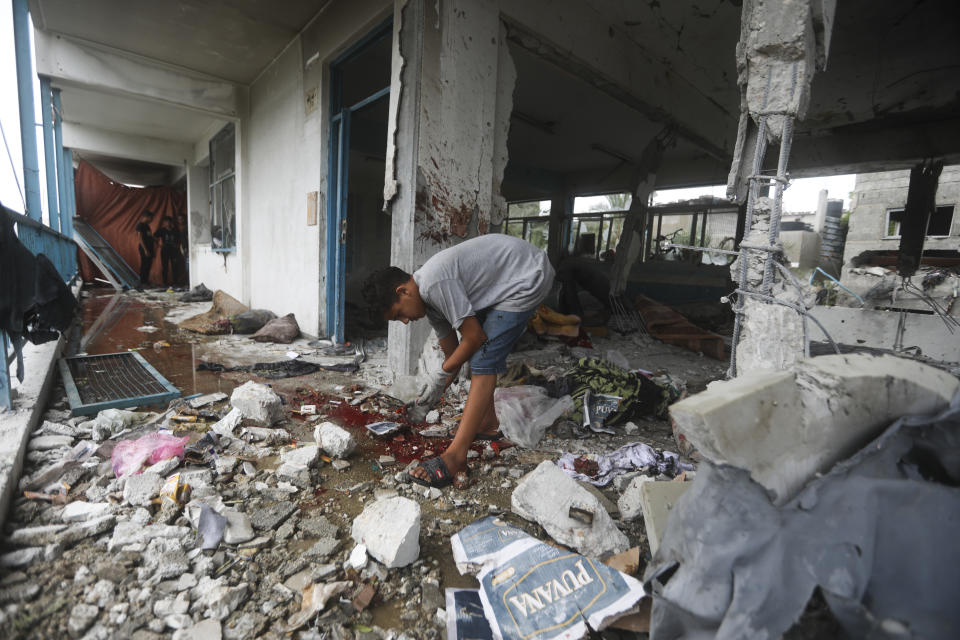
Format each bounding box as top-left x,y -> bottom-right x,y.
0,119 -> 26,210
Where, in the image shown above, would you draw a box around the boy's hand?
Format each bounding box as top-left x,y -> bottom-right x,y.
406,369 -> 450,422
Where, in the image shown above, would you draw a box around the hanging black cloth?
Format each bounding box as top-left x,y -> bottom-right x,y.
0,203 -> 77,381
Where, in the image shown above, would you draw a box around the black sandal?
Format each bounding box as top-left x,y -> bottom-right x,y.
408,456 -> 455,488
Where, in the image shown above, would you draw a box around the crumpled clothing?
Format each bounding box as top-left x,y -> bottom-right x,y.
197,359 -> 323,379
548,357 -> 682,424
529,304 -> 581,337
557,441 -> 693,486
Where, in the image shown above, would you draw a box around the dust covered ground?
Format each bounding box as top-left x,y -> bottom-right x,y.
0,287 -> 733,639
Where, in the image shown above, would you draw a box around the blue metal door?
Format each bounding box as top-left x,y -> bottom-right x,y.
325,19 -> 392,343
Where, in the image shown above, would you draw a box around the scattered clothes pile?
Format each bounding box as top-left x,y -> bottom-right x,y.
535,357 -> 682,424
528,304 -> 580,337
177,290 -> 248,334
197,359 -> 324,379
178,282 -> 213,302
557,442 -> 693,486
0,203 -> 77,380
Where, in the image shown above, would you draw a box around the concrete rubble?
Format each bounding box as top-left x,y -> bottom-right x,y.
351,497 -> 421,568
512,461 -> 629,558
0,290 -> 755,638
671,353 -> 960,504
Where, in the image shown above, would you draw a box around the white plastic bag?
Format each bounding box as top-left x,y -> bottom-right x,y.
494,386 -> 573,448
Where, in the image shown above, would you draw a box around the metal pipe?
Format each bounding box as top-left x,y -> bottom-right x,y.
39,76 -> 59,231
13,0 -> 42,221
53,88 -> 67,234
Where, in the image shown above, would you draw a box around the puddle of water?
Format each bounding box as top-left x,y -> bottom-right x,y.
79,289 -> 238,399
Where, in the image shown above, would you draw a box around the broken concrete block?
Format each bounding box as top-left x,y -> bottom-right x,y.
7,523 -> 67,546
190,392 -> 228,409
351,496 -> 420,568
638,481 -> 692,556
144,456 -> 180,477
172,618 -> 222,640
250,502 -> 297,532
58,515 -> 116,545
67,602 -> 99,638
89,408 -> 151,442
28,434 -> 75,451
281,444 -> 320,468
222,510 -> 254,545
198,582 -> 250,620
347,544 -> 368,570
671,353 -> 960,504
108,521 -> 191,551
617,476 -> 656,521
212,408 -> 244,437
512,461 -> 629,558
123,472 -> 162,506
230,381 -> 284,425
60,501 -> 113,523
0,547 -> 43,569
314,422 -> 356,459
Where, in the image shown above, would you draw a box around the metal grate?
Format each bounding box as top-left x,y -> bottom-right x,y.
59,352 -> 180,416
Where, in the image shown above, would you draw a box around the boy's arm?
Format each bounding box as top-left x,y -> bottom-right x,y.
440,316 -> 486,374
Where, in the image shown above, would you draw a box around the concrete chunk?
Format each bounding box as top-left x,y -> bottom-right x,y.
0,547 -> 43,568
211,408 -> 244,438
315,422 -> 356,459
638,481 -> 691,555
617,476 -> 655,521
512,461 -> 629,558
123,472 -> 162,506
58,515 -> 116,545
67,603 -> 99,638
61,501 -> 113,523
671,353 -> 960,504
28,434 -> 75,450
222,510 -> 254,545
351,496 -> 420,568
230,381 -> 284,425
7,523 -> 67,546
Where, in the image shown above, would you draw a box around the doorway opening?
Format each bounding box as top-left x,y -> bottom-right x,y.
326,20 -> 392,343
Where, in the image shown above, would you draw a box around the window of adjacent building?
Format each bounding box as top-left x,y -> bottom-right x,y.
503,200 -> 550,250
885,205 -> 955,239
209,123 -> 236,251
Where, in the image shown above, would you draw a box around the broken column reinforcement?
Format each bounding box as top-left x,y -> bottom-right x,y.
725,0 -> 837,377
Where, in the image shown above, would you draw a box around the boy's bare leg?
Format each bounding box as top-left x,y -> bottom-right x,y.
410,373 -> 496,482
454,390 -> 499,437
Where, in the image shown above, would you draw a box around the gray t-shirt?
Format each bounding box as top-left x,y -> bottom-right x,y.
413,234 -> 555,338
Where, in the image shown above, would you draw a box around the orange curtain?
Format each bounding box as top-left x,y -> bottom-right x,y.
74,160 -> 187,286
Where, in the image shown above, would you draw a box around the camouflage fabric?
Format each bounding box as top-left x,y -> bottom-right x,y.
565,357 -> 680,423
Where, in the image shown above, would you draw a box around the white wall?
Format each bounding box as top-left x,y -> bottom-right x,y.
237,0 -> 392,337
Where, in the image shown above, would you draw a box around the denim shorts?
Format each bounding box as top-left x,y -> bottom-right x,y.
469,308 -> 535,375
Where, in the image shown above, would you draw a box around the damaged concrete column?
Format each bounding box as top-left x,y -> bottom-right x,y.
725,0 -> 836,376
384,0 -> 515,376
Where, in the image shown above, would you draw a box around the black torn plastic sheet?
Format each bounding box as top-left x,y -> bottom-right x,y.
645,390 -> 960,640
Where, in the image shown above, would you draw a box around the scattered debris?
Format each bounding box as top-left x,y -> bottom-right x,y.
511,461 -> 629,558
351,497 -> 420,568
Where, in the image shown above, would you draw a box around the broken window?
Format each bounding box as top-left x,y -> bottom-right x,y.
885,206 -> 954,239
504,200 -> 550,250
209,123 -> 236,251
569,194 -> 630,260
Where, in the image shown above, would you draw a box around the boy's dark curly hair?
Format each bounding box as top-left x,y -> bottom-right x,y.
362,267 -> 412,318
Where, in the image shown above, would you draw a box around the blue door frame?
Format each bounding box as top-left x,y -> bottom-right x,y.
325,19 -> 392,343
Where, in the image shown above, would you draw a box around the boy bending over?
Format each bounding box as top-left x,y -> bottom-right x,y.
363,234 -> 554,487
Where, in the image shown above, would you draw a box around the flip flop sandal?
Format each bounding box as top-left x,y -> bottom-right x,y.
473,430 -> 505,442
408,456 -> 455,488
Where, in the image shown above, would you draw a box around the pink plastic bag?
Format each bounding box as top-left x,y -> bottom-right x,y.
111,432 -> 190,477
